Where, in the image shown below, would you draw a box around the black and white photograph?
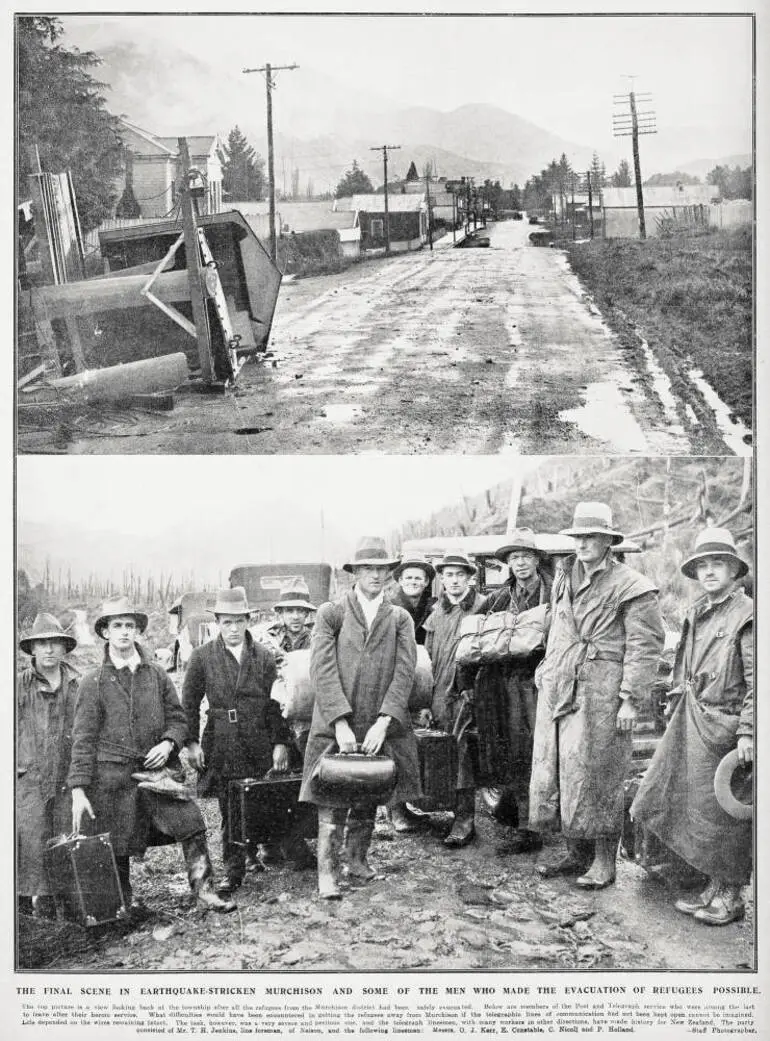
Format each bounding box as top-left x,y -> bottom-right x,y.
16,11 -> 752,456
10,5 -> 763,1039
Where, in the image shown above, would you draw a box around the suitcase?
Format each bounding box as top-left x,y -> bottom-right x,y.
228,772 -> 304,850
414,728 -> 458,811
44,833 -> 126,927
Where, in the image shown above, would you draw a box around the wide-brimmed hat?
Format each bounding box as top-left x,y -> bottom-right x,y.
495,528 -> 544,563
19,612 -> 77,655
94,596 -> 148,639
274,582 -> 317,612
393,554 -> 437,582
213,586 -> 251,616
713,748 -> 752,821
560,501 -> 624,545
343,536 -> 400,574
680,527 -> 749,580
435,552 -> 476,576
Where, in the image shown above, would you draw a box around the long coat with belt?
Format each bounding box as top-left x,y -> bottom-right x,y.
182,631 -> 291,798
529,553 -> 664,840
631,586 -> 753,883
67,644 -> 201,856
17,660 -> 80,895
299,591 -> 421,808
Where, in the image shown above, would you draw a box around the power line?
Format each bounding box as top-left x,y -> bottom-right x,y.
613,85 -> 657,241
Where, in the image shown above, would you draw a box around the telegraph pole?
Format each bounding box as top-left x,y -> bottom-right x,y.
243,61 -> 299,262
613,80 -> 656,241
425,169 -> 433,250
586,170 -> 594,239
370,144 -> 400,254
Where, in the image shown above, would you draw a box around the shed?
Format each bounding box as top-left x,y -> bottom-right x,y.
602,184 -> 720,239
333,193 -> 428,252
233,201 -> 361,258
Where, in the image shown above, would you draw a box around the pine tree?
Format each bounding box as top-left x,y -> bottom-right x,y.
218,126 -> 266,202
611,159 -> 633,188
17,16 -> 125,232
405,160 -> 419,181
334,160 -> 374,198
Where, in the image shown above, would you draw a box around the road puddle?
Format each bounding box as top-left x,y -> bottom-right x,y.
634,329 -> 687,438
558,381 -> 650,452
318,403 -> 363,423
687,369 -> 751,454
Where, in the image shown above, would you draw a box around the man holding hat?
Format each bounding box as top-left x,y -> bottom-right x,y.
389,554 -> 437,646
529,502 -> 664,889
300,537 -> 421,898
69,597 -> 234,913
423,552 -> 485,848
469,530 -> 553,856
17,614 -> 80,918
631,527 -> 753,925
183,587 -> 296,896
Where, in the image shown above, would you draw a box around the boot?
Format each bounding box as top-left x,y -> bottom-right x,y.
496,828 -> 543,856
115,855 -> 134,911
693,883 -> 746,926
32,895 -> 57,920
575,836 -> 618,889
282,834 -> 317,871
17,896 -> 33,916
390,802 -> 417,834
444,788 -> 476,848
317,808 -> 345,899
674,876 -> 721,917
182,834 -> 236,913
345,813 -> 377,880
536,838 -> 594,878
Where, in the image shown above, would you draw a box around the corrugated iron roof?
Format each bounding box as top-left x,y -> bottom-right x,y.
235,200 -> 357,233
334,193 -> 427,213
602,185 -> 720,207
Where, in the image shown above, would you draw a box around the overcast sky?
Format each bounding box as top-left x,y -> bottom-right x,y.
58,10 -> 753,150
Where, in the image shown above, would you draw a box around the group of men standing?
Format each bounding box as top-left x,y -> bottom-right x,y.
17,500 -> 753,933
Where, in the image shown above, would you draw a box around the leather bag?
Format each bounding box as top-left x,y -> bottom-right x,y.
313,745 -> 397,801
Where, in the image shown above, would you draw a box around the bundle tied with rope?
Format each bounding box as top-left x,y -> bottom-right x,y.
455,603 -> 549,666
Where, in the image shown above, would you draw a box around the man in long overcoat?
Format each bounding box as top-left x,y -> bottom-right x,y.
529,502 -> 664,889
631,527 -> 753,925
17,614 -> 80,918
423,552 -> 485,848
69,597 -> 233,913
300,536 -> 420,899
469,530 -> 553,856
183,587 -> 295,895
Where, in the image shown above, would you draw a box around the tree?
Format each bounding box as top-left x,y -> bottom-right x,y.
17,16 -> 125,232
218,126 -> 265,201
590,152 -> 606,190
405,161 -> 419,181
707,164 -> 751,201
610,159 -> 632,188
334,160 -> 374,198
291,166 -> 300,199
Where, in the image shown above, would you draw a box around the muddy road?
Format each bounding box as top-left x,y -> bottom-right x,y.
26,794 -> 753,973
31,220 -> 740,456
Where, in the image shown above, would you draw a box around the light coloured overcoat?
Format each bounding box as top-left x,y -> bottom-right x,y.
300,591 -> 420,808
529,553 -> 664,839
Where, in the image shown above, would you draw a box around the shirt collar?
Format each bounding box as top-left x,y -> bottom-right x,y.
109,647 -> 142,672
355,586 -> 384,616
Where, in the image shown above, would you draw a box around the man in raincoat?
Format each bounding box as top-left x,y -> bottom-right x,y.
631,527 -> 752,925
424,552 -> 485,848
529,502 -> 664,889
17,614 -> 80,918
69,597 -> 234,913
183,587 -> 296,896
300,537 -> 421,899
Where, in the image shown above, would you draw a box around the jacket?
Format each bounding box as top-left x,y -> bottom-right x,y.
423,587 -> 485,731
388,586 -> 436,645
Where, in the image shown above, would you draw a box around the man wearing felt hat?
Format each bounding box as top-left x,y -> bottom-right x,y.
423,551 -> 485,848
300,536 -> 421,899
17,613 -> 80,919
183,587 -> 298,894
631,527 -> 753,925
529,502 -> 665,889
270,582 -> 318,654
389,554 -> 437,647
465,529 -> 554,857
69,596 -> 234,913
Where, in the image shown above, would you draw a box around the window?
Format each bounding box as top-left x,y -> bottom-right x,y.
370,218 -> 384,238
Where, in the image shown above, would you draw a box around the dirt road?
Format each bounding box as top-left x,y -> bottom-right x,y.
36,220 -> 737,456
29,796 -> 753,973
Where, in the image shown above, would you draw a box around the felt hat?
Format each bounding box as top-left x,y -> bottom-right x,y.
393,554 -> 437,583
213,586 -> 251,616
19,612 -> 77,655
94,596 -> 148,639
680,527 -> 749,580
274,582 -> 317,611
435,552 -> 476,576
713,748 -> 752,821
560,501 -> 624,545
494,528 -> 545,563
343,536 -> 400,574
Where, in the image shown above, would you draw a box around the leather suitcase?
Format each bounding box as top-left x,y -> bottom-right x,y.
44,833 -> 126,927
414,728 -> 458,811
228,771 -> 304,850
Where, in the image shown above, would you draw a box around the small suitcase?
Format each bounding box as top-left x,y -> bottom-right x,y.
44,833 -> 126,927
228,771 -> 304,850
414,728 -> 458,811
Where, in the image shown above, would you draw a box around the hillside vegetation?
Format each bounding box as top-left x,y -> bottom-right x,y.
563,228 -> 752,428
